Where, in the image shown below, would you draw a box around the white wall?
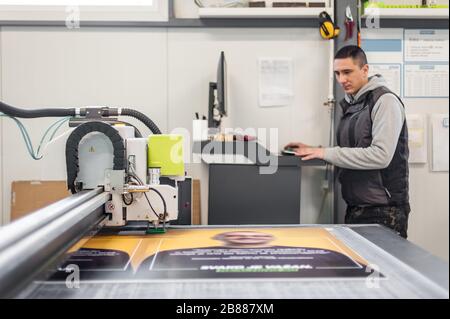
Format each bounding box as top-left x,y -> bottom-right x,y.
174,0 -> 201,18
0,27 -> 168,224
406,100 -> 449,262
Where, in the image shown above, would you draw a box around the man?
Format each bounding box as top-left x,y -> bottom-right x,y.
286,45 -> 410,238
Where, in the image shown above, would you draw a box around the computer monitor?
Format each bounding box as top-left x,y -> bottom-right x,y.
208,51 -> 227,128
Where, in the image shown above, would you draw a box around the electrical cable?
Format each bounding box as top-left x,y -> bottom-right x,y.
0,100 -> 76,118
0,113 -> 71,160
120,108 -> 161,135
127,163 -> 167,221
122,193 -> 134,206
317,107 -> 335,224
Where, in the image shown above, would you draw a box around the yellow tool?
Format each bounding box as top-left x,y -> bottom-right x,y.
319,11 -> 340,40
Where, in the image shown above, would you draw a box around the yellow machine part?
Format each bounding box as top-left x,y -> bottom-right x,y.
148,135 -> 185,177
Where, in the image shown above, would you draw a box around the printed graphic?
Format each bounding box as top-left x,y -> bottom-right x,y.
53,228 -> 382,281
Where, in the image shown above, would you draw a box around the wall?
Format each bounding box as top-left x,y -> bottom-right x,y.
407,100 -> 449,261
0,23 -> 333,228
0,27 -> 169,225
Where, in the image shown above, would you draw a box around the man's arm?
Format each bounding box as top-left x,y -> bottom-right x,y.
323,94 -> 405,170
298,94 -> 405,169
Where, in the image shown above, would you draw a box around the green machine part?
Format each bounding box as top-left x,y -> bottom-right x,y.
148,134 -> 185,177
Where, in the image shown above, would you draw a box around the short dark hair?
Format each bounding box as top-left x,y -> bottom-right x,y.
335,45 -> 368,67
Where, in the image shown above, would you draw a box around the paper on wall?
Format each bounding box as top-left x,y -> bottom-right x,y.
405,30 -> 449,63
369,64 -> 401,96
258,58 -> 294,107
431,113 -> 449,172
404,64 -> 449,98
406,114 -> 427,164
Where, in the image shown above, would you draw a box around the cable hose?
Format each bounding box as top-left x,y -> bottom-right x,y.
121,108 -> 162,135
0,101 -> 76,118
1,101 -> 162,135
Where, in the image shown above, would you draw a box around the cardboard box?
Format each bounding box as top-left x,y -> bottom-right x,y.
192,179 -> 201,225
11,181 -> 71,221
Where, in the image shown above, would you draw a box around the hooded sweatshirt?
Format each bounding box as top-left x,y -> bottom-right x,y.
324,75 -> 405,170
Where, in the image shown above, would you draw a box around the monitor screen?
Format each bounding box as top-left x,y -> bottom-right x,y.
216,51 -> 227,116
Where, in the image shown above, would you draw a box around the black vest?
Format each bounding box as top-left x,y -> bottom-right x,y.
337,86 -> 410,207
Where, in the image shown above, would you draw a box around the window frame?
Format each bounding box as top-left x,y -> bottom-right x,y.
0,0 -> 168,23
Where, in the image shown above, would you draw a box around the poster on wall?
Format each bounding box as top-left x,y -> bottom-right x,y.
404,30 -> 449,63
361,29 -> 404,97
406,114 -> 428,164
50,228 -> 383,281
404,64 -> 449,98
404,30 -> 449,98
431,114 -> 449,172
258,58 -> 294,107
369,64 -> 402,96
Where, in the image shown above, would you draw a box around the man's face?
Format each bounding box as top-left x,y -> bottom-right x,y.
221,232 -> 274,245
334,57 -> 369,95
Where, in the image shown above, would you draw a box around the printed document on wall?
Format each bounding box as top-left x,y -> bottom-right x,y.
369,64 -> 401,96
431,114 -> 449,172
259,58 -> 294,107
405,30 -> 449,63
404,64 -> 449,98
407,114 -> 427,164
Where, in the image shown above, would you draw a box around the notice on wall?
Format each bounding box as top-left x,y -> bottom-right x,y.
404,30 -> 449,63
406,114 -> 427,164
404,64 -> 449,98
431,114 -> 449,172
369,64 -> 402,96
362,29 -> 404,64
258,58 -> 294,107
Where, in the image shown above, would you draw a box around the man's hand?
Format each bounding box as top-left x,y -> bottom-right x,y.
295,147 -> 325,161
284,142 -> 311,150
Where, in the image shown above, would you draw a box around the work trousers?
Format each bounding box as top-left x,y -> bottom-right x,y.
345,204 -> 411,239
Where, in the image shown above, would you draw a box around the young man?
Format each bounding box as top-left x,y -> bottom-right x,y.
286,45 -> 410,238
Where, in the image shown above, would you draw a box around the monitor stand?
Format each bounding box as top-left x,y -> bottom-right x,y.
208,82 -> 221,129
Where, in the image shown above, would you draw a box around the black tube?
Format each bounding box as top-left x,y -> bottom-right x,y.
0,101 -> 76,118
1,101 -> 162,135
66,121 -> 125,194
121,108 -> 162,135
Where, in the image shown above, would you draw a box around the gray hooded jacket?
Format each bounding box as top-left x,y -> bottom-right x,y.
325,75 -> 409,207
324,75 -> 405,170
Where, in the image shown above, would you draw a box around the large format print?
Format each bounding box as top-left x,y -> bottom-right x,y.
52,228 -> 382,281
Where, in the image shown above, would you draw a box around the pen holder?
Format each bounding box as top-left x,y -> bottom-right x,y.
193,120 -> 208,142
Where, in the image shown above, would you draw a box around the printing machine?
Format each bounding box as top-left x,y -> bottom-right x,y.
0,101 -> 185,297
0,101 -> 448,299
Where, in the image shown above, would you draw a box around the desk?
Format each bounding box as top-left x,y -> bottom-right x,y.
193,141 -> 326,225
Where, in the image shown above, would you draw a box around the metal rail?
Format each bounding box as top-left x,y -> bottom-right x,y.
0,189 -> 110,298
0,188 -> 103,253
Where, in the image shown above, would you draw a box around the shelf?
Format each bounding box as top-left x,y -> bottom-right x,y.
363,8 -> 449,19
199,7 -> 332,19
362,8 -> 449,29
